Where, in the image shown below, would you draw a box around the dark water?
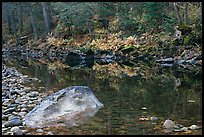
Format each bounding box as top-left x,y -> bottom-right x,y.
2,56 -> 202,135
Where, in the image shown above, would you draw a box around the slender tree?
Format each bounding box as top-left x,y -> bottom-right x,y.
42,2 -> 51,34
4,3 -> 13,35
173,2 -> 182,24
29,7 -> 38,39
9,3 -> 19,44
200,2 -> 202,24
184,2 -> 188,24
17,2 -> 23,35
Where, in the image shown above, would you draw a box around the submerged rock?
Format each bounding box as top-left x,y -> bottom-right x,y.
23,86 -> 104,128
163,119 -> 176,129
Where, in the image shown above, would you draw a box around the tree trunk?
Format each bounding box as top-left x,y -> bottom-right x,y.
5,3 -> 12,35
184,2 -> 188,24
42,2 -> 51,34
173,2 -> 182,24
29,10 -> 38,39
17,2 -> 23,35
47,3 -> 52,28
9,3 -> 19,45
200,2 -> 202,24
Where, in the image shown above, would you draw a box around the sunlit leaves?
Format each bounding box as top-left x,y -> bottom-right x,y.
47,60 -> 68,72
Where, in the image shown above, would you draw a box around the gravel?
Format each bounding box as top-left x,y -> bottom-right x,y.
2,64 -> 44,135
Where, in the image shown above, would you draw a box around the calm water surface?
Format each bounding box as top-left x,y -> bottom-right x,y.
2,56 -> 202,135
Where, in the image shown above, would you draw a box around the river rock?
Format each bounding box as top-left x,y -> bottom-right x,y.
4,107 -> 16,115
20,104 -> 28,108
46,131 -> 54,135
14,130 -> 24,135
10,126 -> 20,132
10,89 -> 21,96
189,125 -> 200,130
36,129 -> 44,133
181,127 -> 189,131
2,128 -> 8,132
8,115 -> 18,121
29,91 -> 38,97
21,108 -> 28,112
4,117 -> 22,127
163,119 -> 176,129
24,86 -> 104,128
19,112 -> 27,117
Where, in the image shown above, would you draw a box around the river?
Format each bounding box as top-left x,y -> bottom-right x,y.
2,55 -> 202,135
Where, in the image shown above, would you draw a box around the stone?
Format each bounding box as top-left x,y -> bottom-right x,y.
28,100 -> 33,104
30,97 -> 38,101
29,92 -> 38,97
20,104 -> 28,108
24,86 -> 104,128
180,127 -> 189,131
141,107 -> 147,110
8,115 -> 17,121
46,131 -> 54,135
21,108 -> 28,112
189,125 -> 199,130
2,115 -> 8,120
4,117 -> 22,127
10,126 -> 20,132
150,116 -> 158,123
19,112 -> 27,117
14,130 -> 24,135
163,119 -> 176,129
22,130 -> 29,133
10,90 -> 21,96
36,129 -> 44,133
4,107 -> 16,115
5,131 -> 13,135
2,128 -> 8,132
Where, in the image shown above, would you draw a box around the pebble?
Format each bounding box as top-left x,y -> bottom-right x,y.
2,128 -> 8,132
4,107 -> 16,114
2,101 -> 11,106
22,130 -> 29,133
150,116 -> 158,122
4,117 -> 22,127
189,125 -> 200,130
20,104 -> 28,108
21,87 -> 32,93
4,114 -> 12,118
2,115 -> 8,120
21,108 -> 28,112
28,92 -> 38,97
15,98 -> 22,104
30,97 -> 38,101
10,126 -> 20,132
4,132 -> 13,135
47,131 -> 54,135
181,127 -> 189,131
163,119 -> 176,129
20,92 -> 26,95
36,128 -> 44,133
141,107 -> 147,110
10,90 -> 21,96
8,115 -> 18,121
14,130 -> 24,135
19,112 -> 27,117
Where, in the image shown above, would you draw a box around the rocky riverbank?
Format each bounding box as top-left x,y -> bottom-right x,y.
2,64 -> 54,135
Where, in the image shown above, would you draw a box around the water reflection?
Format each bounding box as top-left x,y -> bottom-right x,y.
2,56 -> 202,135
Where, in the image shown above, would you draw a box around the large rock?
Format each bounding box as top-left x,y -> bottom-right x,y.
23,86 -> 103,128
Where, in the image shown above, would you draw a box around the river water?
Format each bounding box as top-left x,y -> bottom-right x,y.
2,55 -> 202,135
